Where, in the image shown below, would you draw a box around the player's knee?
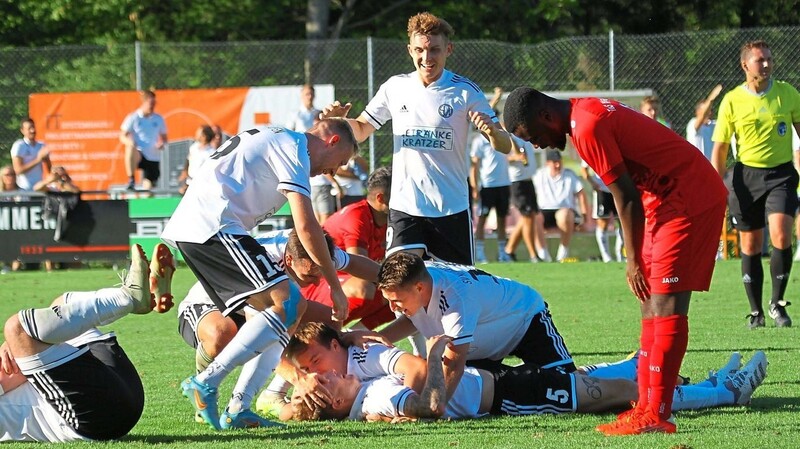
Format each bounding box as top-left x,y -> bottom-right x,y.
198,320 -> 237,355
4,314 -> 25,345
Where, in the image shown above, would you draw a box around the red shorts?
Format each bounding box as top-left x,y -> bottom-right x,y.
301,274 -> 395,329
642,202 -> 726,295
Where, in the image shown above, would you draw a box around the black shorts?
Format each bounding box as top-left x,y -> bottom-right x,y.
541,209 -> 580,229
727,161 -> 799,231
478,186 -> 511,217
466,307 -> 575,373
137,156 -> 160,183
491,364 -> 577,415
177,232 -> 288,316
178,302 -> 246,349
593,190 -> 617,219
386,208 -> 473,265
510,180 -> 539,215
26,338 -> 144,440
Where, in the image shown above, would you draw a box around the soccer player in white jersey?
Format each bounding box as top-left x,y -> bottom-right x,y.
176,228 -> 379,428
321,12 -> 520,265
161,118 -> 357,430
0,244 -> 174,442
375,252 -> 574,401
290,335 -> 768,423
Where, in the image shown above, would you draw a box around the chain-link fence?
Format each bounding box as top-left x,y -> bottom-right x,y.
2,26 -> 799,171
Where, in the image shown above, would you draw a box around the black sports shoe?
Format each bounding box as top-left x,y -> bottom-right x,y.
126,182 -> 136,191
747,312 -> 765,329
768,300 -> 792,327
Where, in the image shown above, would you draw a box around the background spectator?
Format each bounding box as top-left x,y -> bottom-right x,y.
640,96 -> 672,129
10,118 -> 50,191
470,127 -> 512,263
178,125 -> 216,195
120,89 -> 168,191
532,149 -> 589,262
503,135 -> 540,263
333,155 -> 369,208
686,84 -> 723,160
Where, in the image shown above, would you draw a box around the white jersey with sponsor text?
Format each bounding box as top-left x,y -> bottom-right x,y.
407,261 -> 546,361
347,367 -> 484,421
161,127 -> 311,246
362,70 -> 497,217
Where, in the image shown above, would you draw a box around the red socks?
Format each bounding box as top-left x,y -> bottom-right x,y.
636,318 -> 655,412
647,315 -> 689,419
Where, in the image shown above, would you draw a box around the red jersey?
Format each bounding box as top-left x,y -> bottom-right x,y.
569,98 -> 727,222
323,199 -> 387,261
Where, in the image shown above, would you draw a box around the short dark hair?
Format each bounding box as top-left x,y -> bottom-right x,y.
286,228 -> 335,262
377,252 -> 429,290
20,117 -> 34,128
740,40 -> 770,62
284,321 -> 345,361
140,89 -> 156,100
503,87 -> 545,135
366,166 -> 391,194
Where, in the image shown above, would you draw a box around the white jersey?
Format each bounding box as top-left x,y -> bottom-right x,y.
685,118 -> 716,161
363,69 -> 498,217
347,367 -> 484,421
507,136 -> 537,182
346,343 -> 407,381
287,106 -> 320,133
407,261 -> 546,361
9,138 -> 46,190
177,229 -> 350,314
186,141 -> 215,181
579,159 -> 609,193
161,127 -> 311,246
533,167 -> 584,210
120,111 -> 167,162
471,134 -> 510,188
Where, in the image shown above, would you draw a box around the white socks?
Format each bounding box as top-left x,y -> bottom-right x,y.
596,228 -> 612,262
18,289 -> 132,344
264,374 -> 291,398
556,244 -> 569,261
227,346 -> 284,413
197,308 -> 288,388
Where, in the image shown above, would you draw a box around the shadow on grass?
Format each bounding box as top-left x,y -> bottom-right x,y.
574,345 -> 800,359
124,428 -> 330,443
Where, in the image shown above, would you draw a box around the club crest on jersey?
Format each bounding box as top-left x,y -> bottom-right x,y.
438,104 -> 454,118
777,122 -> 787,136
268,127 -> 285,133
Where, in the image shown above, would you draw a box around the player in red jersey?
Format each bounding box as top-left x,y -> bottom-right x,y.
503,88 -> 728,436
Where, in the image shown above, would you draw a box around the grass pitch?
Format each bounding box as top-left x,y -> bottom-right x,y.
0,259 -> 798,448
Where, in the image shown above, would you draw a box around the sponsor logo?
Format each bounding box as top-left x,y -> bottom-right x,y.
401,127 -> 454,151
778,122 -> 787,136
743,274 -> 752,283
438,104 -> 453,118
400,105 -> 408,113
662,276 -> 679,284
0,205 -> 56,231
193,390 -> 207,411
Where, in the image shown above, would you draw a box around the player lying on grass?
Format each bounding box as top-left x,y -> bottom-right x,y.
289,333 -> 767,423
176,228 -> 382,428
0,243 -> 174,442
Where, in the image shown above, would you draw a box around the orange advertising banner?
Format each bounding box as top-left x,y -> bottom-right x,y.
29,88 -> 249,192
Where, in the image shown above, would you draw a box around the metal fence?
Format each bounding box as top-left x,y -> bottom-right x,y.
2,26 -> 799,171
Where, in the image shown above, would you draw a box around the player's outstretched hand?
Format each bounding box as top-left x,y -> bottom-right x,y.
340,329 -> 393,348
0,342 -> 19,375
469,111 -> 497,135
426,335 -> 453,360
295,372 -> 333,408
320,101 -> 352,120
625,260 -> 650,303
330,289 -> 350,322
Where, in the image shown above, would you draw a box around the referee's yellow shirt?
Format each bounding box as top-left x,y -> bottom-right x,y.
713,80 -> 800,168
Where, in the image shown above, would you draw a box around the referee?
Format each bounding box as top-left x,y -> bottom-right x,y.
711,40 -> 800,328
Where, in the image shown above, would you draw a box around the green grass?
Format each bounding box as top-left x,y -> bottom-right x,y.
1,260 -> 799,448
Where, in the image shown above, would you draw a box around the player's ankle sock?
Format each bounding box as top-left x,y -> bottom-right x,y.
17,289 -> 131,344
581,357 -> 637,381
537,247 -> 552,262
595,228 -> 612,261
197,308 -> 288,388
228,347 -> 283,413
265,375 -> 291,398
195,344 -> 214,374
636,319 -> 655,411
671,384 -> 725,410
556,244 -> 569,261
770,247 -> 793,305
742,253 -> 764,315
614,229 -> 624,261
648,315 -> 688,420
497,240 -> 508,257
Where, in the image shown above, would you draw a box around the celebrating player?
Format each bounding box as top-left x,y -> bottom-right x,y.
161,119 -> 357,430
321,12 -> 520,265
503,87 -> 727,435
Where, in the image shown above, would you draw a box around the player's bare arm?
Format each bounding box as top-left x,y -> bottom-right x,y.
394,352 -> 428,392
287,190 -> 349,321
442,341 -> 469,401
607,173 -> 649,302
470,111 -> 512,154
710,141 -> 730,178
319,101 -> 376,143
400,335 -> 452,419
378,315 -> 417,343
342,253 -> 380,283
